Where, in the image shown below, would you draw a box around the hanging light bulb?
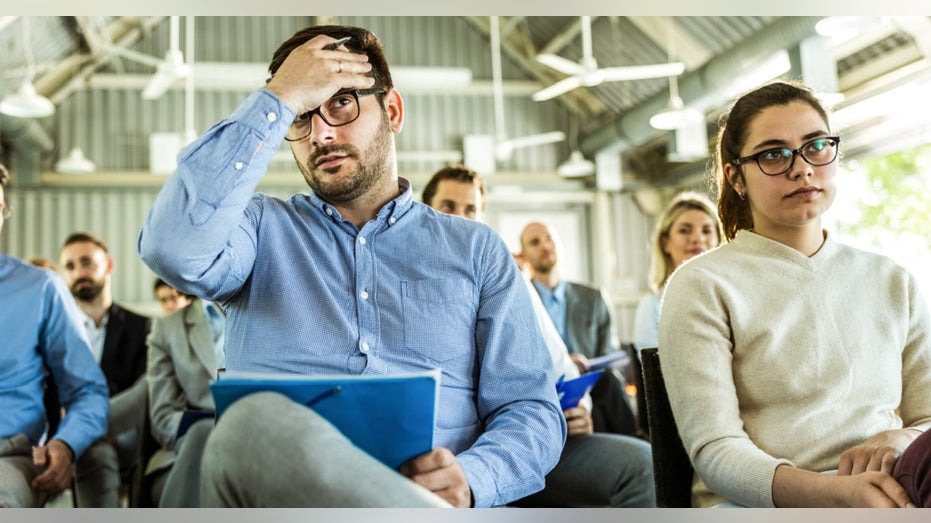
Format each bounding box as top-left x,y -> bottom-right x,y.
558,150 -> 595,177
0,18 -> 54,118
0,80 -> 55,118
55,147 -> 96,174
558,115 -> 595,177
649,18 -> 702,131
649,91 -> 703,130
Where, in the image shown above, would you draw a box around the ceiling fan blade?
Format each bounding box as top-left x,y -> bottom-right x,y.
536,53 -> 586,76
504,131 -> 566,149
532,75 -> 583,101
496,131 -> 565,161
600,62 -> 686,82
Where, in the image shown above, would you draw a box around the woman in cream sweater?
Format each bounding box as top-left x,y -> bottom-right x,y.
659,80 -> 931,508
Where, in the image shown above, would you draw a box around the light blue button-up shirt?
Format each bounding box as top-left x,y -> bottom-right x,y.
138,89 -> 565,507
0,254 -> 110,457
532,279 -> 570,351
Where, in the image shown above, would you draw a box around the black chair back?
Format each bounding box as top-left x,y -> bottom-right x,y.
640,347 -> 693,508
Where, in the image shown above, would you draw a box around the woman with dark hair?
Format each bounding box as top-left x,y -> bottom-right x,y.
659,80 -> 931,507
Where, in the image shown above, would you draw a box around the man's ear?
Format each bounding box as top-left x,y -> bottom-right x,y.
384,88 -> 404,134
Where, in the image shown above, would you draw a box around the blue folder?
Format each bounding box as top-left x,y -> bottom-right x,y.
210,369 -> 440,470
556,369 -> 604,410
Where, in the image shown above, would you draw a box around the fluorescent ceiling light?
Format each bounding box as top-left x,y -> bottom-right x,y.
557,150 -> 595,177
55,147 -> 96,174
0,80 -> 54,118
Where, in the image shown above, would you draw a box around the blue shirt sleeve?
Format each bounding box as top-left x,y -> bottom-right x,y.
41,273 -> 110,458
454,236 -> 567,507
138,89 -> 294,301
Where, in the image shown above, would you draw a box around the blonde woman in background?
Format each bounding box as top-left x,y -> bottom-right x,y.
632,191 -> 723,357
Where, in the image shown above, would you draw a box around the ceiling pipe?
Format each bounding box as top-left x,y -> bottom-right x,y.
580,16 -> 823,158
1,114 -> 55,153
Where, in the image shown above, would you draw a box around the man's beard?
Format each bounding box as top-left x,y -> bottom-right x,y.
531,255 -> 557,275
298,115 -> 392,203
71,278 -> 105,301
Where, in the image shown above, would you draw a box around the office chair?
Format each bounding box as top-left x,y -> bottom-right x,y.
640,347 -> 693,508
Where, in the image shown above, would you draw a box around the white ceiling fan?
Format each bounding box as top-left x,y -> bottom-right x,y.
488,16 -> 564,163
532,16 -> 686,102
98,16 -> 191,100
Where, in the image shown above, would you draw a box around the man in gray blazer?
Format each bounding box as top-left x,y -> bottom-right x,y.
520,222 -> 638,436
145,298 -> 225,507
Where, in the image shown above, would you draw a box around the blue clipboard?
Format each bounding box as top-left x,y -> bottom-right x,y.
210,369 -> 440,470
556,369 -> 604,410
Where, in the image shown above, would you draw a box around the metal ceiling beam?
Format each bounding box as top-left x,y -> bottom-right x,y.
35,16 -> 165,104
627,16 -> 711,69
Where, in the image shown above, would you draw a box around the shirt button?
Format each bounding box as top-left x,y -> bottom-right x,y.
267,112 -> 278,122
325,208 -> 333,216
360,290 -> 369,300
360,342 -> 370,353
389,217 -> 396,224
359,237 -> 367,245
234,161 -> 244,170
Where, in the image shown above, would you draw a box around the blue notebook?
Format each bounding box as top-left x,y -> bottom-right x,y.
556,369 -> 604,410
210,369 -> 440,470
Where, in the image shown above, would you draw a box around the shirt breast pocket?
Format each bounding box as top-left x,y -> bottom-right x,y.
401,278 -> 475,364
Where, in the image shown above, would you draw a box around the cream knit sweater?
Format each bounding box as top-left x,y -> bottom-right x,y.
659,230 -> 931,507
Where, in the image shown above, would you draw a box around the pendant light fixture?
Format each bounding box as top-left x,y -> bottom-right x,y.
649,19 -> 702,131
557,116 -> 595,177
0,18 -> 55,118
55,147 -> 96,174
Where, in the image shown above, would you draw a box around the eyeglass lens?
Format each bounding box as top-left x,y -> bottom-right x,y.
287,92 -> 361,141
756,138 -> 838,175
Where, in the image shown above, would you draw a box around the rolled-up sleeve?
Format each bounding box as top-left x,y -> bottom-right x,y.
138,89 -> 294,301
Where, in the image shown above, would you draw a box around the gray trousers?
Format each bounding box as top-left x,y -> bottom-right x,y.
511,432 -> 656,507
0,434 -> 45,508
200,392 -> 451,507
158,417 -> 213,507
74,377 -> 147,507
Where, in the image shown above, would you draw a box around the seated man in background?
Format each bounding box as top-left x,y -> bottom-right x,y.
422,165 -> 655,507
153,278 -> 194,316
520,220 -> 640,437
0,162 -> 110,508
138,24 -> 565,507
145,296 -> 225,507
59,232 -> 151,507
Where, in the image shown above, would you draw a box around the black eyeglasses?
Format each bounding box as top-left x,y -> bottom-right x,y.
285,88 -> 386,142
732,136 -> 841,176
0,204 -> 10,220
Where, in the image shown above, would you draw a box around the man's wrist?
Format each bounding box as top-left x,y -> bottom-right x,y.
50,439 -> 76,462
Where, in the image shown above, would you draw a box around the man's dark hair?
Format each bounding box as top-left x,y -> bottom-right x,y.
268,25 -> 393,93
422,165 -> 487,209
153,277 -> 195,299
61,231 -> 110,255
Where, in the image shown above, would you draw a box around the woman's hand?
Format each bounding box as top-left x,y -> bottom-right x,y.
773,464 -> 915,507
838,429 -> 922,475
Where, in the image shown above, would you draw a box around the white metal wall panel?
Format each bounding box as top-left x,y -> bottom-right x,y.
1,188 -> 160,312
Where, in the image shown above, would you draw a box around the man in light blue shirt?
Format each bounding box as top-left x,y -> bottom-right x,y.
138,24 -> 565,508
0,162 -> 110,507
